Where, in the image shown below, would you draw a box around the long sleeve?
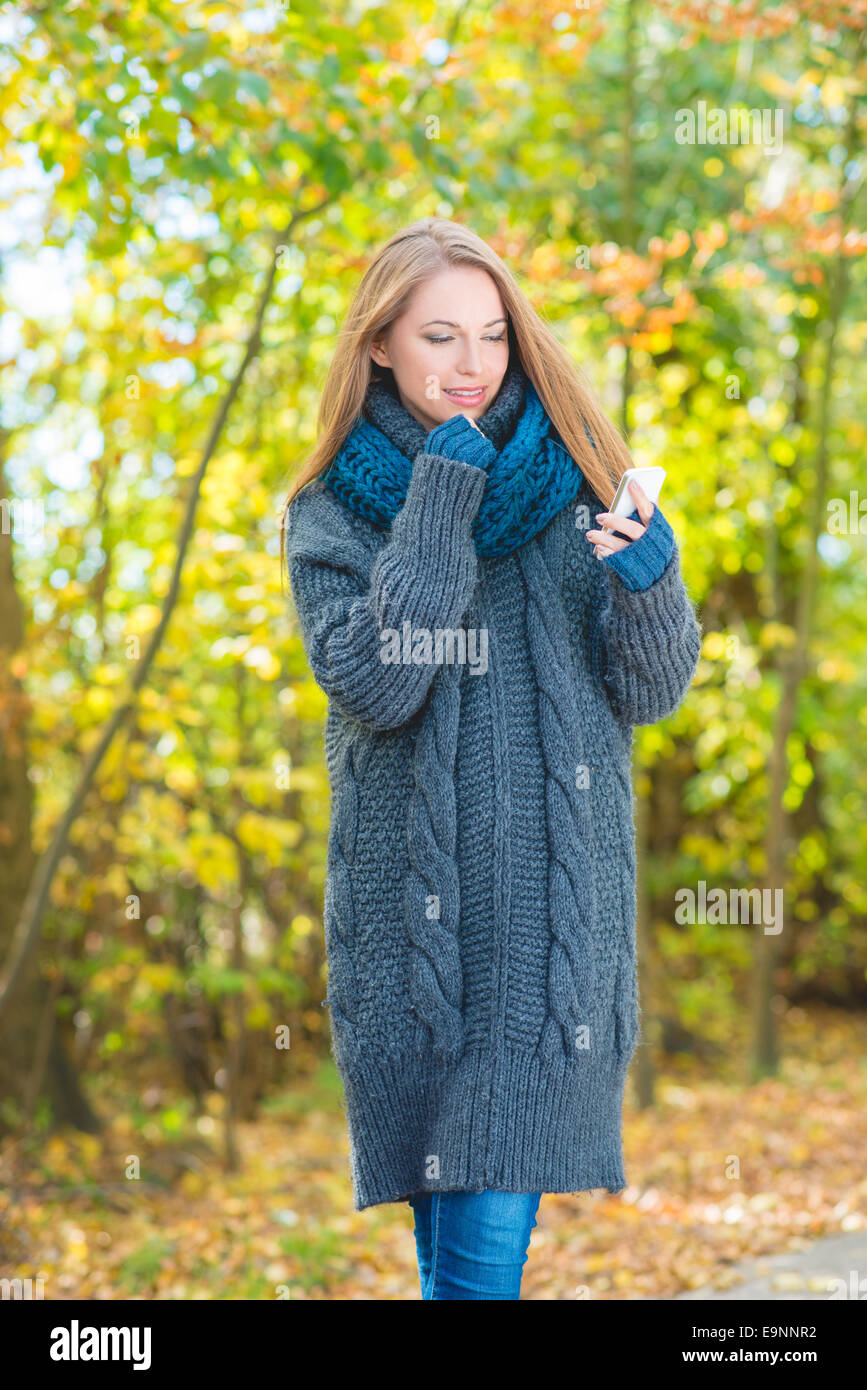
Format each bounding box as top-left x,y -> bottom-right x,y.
599,536 -> 703,726
285,449 -> 489,732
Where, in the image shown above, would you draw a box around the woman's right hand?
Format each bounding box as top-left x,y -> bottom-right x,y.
424,413 -> 496,470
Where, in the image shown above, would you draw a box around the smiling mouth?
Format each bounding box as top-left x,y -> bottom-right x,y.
443,386 -> 488,403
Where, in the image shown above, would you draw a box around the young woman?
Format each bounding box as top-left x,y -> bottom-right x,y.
281,217 -> 702,1300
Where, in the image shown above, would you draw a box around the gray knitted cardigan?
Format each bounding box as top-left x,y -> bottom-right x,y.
285,370 -> 702,1211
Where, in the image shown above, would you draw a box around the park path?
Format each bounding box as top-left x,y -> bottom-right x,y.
674,1230 -> 867,1300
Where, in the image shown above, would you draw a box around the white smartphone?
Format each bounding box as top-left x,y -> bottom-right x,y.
593,466 -> 666,557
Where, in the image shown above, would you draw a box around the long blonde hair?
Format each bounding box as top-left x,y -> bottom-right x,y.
279,217 -> 634,573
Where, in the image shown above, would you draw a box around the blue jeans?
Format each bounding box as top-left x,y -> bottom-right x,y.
408,1189 -> 542,1300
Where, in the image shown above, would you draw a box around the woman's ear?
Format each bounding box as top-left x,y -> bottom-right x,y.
369,338 -> 390,369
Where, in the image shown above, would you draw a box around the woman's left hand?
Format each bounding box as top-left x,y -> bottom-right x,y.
586,479 -> 655,558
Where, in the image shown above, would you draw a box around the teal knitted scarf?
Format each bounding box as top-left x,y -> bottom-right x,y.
322,369 -> 589,558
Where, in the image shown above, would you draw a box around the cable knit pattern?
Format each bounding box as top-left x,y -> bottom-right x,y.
285,371 -> 703,1211
404,658 -> 465,1057
518,536 -> 597,1063
323,734 -> 363,1056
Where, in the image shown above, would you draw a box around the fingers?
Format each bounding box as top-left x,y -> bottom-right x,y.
591,536 -> 628,557
587,480 -> 655,549
626,478 -> 654,523
588,512 -> 645,544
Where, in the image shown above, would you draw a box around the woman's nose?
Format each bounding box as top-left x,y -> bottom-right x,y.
455,342 -> 483,374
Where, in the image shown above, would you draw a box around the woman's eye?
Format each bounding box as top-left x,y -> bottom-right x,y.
424,334 -> 506,345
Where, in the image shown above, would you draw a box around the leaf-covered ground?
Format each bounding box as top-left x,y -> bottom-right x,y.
2,1006 -> 864,1300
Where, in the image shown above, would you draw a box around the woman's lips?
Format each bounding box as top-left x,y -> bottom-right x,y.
443,386 -> 488,405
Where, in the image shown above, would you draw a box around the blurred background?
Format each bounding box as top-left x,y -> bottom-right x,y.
0,0 -> 865,1300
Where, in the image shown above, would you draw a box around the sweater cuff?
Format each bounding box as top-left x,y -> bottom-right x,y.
602,504 -> 676,592
424,414 -> 497,470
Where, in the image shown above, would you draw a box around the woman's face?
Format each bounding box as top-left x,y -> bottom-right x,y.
370,266 -> 510,433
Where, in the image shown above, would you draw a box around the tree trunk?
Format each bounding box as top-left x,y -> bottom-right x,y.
0,435 -> 99,1132
750,39 -> 861,1076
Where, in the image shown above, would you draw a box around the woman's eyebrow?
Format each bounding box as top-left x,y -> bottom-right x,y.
418,318 -> 508,328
